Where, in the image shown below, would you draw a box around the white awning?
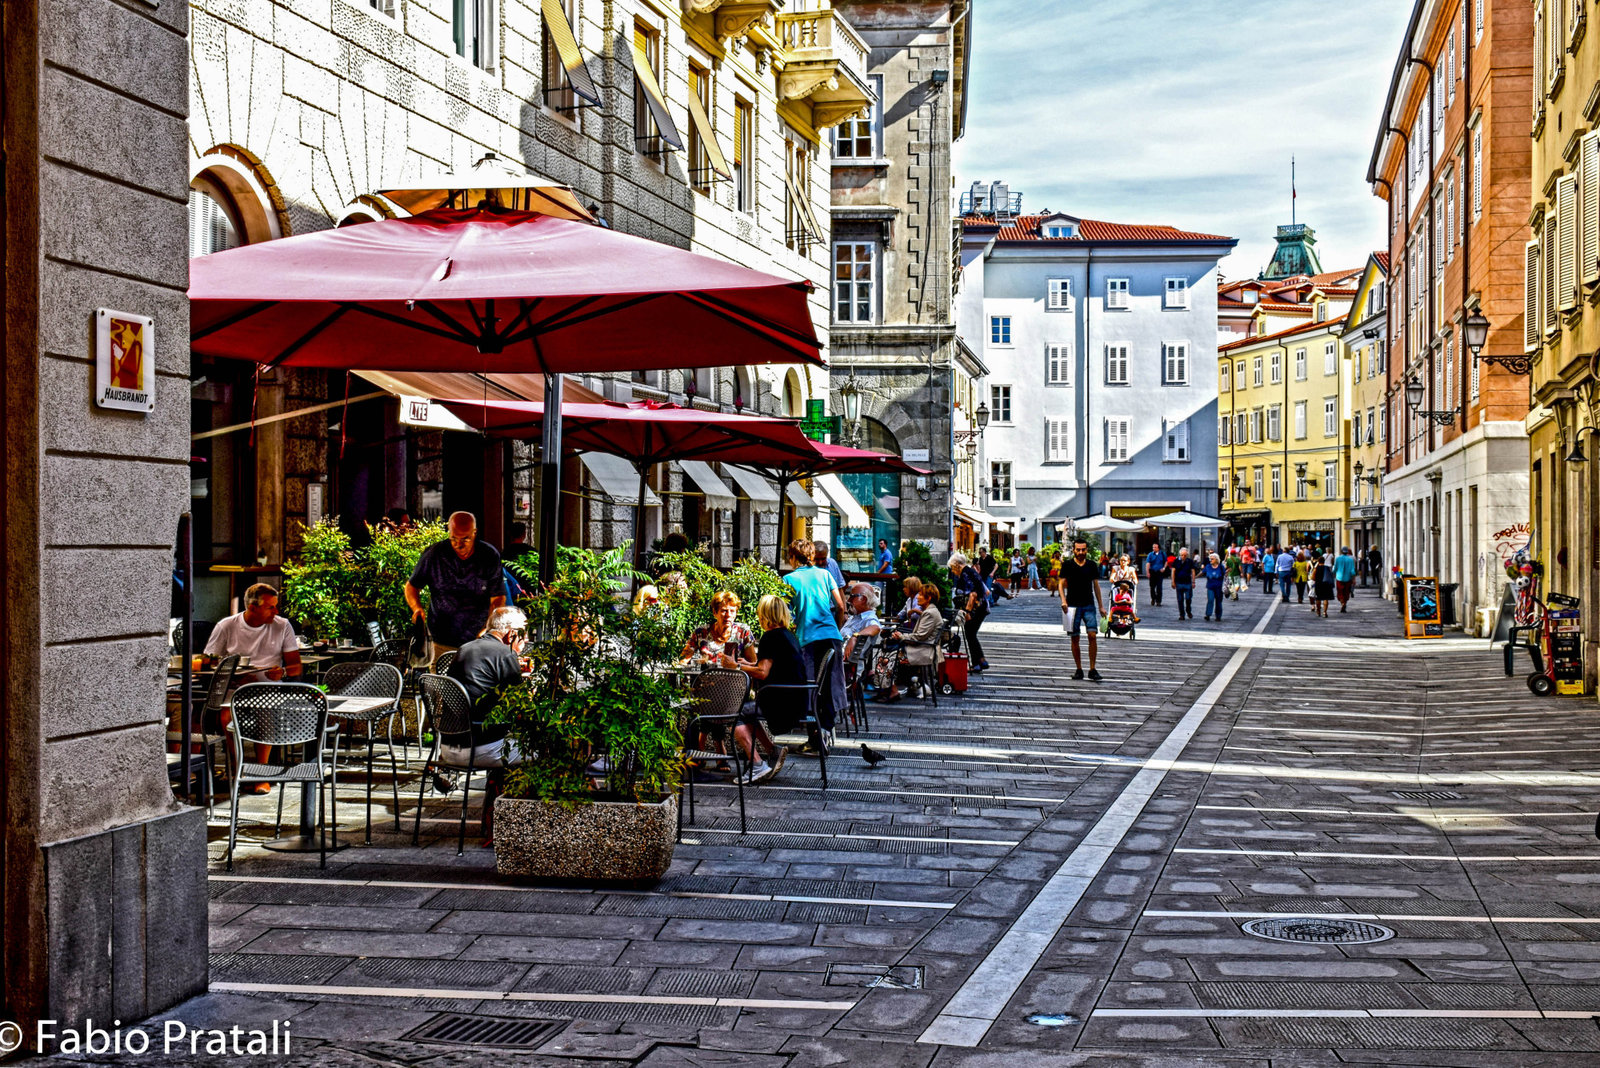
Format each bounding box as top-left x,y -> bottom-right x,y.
579,452 -> 659,506
955,505 -> 998,528
785,481 -> 820,519
814,474 -> 870,529
678,460 -> 736,511
725,466 -> 781,512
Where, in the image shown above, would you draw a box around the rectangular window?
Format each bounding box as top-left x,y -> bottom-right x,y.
1525,238 -> 1542,354
832,241 -> 875,324
1105,343 -> 1129,385
1047,278 -> 1074,311
1105,418 -> 1131,462
1233,412 -> 1246,443
1253,466 -> 1264,501
455,0 -> 496,69
542,0 -> 598,113
1271,465 -> 1282,501
1294,399 -> 1307,439
1444,337 -> 1454,411
1046,342 -> 1072,385
990,385 -> 1012,424
1583,132 -> 1600,286
1219,414 -> 1231,446
734,98 -> 754,212
1221,469 -> 1230,498
1324,341 -> 1337,375
1447,29 -> 1457,102
685,63 -> 730,193
1476,0 -> 1484,42
1324,460 -> 1338,499
1045,418 -> 1071,462
1236,360 -> 1246,386
784,138 -> 819,251
1220,362 -> 1231,392
1324,396 -> 1337,437
1266,404 -> 1281,442
832,74 -> 882,158
1296,467 -> 1308,500
1163,419 -> 1190,462
1106,278 -> 1130,309
1162,341 -> 1189,385
1446,177 -> 1456,260
1164,277 -> 1189,309
1365,408 -> 1375,445
1250,408 -> 1263,443
1294,347 -> 1307,380
989,315 -> 1012,346
989,461 -> 1012,504
1269,351 -> 1282,383
1252,356 -> 1263,387
1471,346 -> 1481,398
633,21 -> 683,157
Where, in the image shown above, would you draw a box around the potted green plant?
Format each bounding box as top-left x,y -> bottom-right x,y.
487,544 -> 686,882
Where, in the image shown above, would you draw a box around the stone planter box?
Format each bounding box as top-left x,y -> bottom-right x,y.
493,794 -> 678,882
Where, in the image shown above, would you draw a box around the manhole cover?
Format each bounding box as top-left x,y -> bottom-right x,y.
1242,917 -> 1394,945
824,964 -> 924,989
1391,789 -> 1462,801
401,1013 -> 564,1049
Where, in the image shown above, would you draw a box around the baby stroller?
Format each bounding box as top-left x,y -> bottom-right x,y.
1107,580 -> 1138,639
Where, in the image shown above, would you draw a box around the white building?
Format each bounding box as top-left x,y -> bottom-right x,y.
955,193 -> 1236,551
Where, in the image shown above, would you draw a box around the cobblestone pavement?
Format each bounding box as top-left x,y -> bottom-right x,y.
29,580 -> 1600,1066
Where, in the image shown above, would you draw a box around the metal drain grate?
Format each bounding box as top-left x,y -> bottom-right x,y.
1242,917 -> 1394,945
783,903 -> 869,925
209,953 -> 352,985
422,888 -> 597,915
824,964 -> 924,989
1227,1017 -> 1513,1051
344,957 -> 525,990
402,1013 -> 564,1050
1391,789 -> 1463,801
1197,982 -> 1410,1010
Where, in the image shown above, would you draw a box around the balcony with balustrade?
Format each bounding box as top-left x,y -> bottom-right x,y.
767,5 -> 875,130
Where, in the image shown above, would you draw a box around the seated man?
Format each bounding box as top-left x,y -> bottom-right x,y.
841,582 -> 883,662
442,606 -> 528,840
203,582 -> 303,793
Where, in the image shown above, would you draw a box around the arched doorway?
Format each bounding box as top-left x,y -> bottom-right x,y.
837,418 -> 901,570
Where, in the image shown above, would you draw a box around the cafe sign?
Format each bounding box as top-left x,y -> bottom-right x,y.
94,309 -> 155,413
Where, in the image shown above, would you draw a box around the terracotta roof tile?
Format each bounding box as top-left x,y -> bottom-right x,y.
1218,314 -> 1349,352
961,213 -> 1233,244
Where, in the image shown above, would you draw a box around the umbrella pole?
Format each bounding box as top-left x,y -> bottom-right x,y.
537,373 -> 564,587
774,474 -> 790,570
632,461 -> 649,586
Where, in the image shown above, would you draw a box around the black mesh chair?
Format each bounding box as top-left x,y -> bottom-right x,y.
415,673 -> 497,856
757,647 -> 832,790
225,682 -> 337,871
167,654 -> 240,816
432,650 -> 457,676
899,637 -> 941,707
369,637 -> 417,760
841,635 -> 879,736
679,668 -> 749,838
323,662 -> 404,845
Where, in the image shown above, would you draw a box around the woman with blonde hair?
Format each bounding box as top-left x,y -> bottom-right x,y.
1110,554 -> 1138,612
721,594 -> 809,783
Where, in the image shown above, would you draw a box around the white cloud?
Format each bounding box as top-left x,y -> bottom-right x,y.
952,0 -> 1415,277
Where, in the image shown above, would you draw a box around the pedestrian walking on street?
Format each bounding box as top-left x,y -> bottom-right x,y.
1026,548 -> 1041,592
1224,547 -> 1243,599
1312,552 -> 1336,618
1112,554 -> 1139,613
1334,546 -> 1358,612
1275,546 -> 1295,603
1009,550 -> 1025,594
1203,552 -> 1226,621
950,552 -> 991,673
1263,544 -> 1279,594
1145,543 -> 1167,606
1058,538 -> 1104,681
1171,547 -> 1197,619
1294,549 -> 1309,604
783,539 -> 846,743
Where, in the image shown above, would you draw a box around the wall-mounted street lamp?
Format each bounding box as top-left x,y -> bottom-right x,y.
1465,308 -> 1529,374
1566,425 -> 1600,463
1405,374 -> 1458,426
953,400 -> 990,448
836,371 -> 863,447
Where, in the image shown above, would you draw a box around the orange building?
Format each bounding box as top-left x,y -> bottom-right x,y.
1366,0 -> 1532,632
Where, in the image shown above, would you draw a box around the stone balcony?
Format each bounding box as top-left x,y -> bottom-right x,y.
683,0 -> 783,43
769,6 -> 875,129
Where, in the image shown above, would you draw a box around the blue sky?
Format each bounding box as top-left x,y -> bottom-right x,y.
952,0 -> 1415,279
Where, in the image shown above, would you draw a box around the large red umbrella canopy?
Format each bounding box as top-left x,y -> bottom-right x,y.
189,207 -> 823,372
436,397 -> 821,467
805,441 -> 928,476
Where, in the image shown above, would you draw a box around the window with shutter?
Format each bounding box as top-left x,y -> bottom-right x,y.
1294,400 -> 1306,439
1221,470 -> 1230,498
1447,31 -> 1456,102
1269,352 -> 1281,383
1476,0 -> 1484,42
1444,338 -> 1454,412
1267,404 -> 1281,442
1163,342 -> 1188,385
1324,341 -> 1337,376
1545,217 -> 1559,334
1047,278 -> 1074,311
1324,461 -> 1338,499
1219,414 -> 1230,446
1253,466 -> 1264,501
1323,397 -> 1337,437
1220,363 -> 1231,392
1294,348 -> 1306,380
1584,133 -> 1600,286
1105,344 -> 1129,385
1525,239 -> 1541,353
1104,418 -> 1130,463
1106,278 -> 1130,309
1163,419 -> 1190,463
1470,349 -> 1480,398
1250,408 -> 1263,443
1164,277 -> 1188,309
1472,126 -> 1483,220
1252,356 -> 1263,387
1046,343 -> 1072,385
1234,412 -> 1247,443
1534,3 -> 1546,121
188,189 -> 239,257
1271,465 -> 1282,501
1446,180 -> 1456,261
1559,173 -> 1579,311
1045,418 -> 1070,462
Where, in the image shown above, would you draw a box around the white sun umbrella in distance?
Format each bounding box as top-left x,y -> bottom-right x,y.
1069,513 -> 1145,533
376,152 -> 594,221
1143,510 -> 1228,528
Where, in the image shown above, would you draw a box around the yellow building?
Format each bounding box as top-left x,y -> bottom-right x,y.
1527,0 -> 1600,686
1219,315 -> 1353,553
1340,252 -> 1391,569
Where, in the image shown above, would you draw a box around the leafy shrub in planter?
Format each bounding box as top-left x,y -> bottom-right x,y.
647,549 -> 790,653
893,539 -> 951,613
280,518 -> 448,642
490,544 -> 685,805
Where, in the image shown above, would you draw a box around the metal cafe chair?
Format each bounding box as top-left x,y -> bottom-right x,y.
225,682 -> 338,871
841,634 -> 880,736
678,667 -> 749,838
432,650 -> 458,676
758,647 -> 833,790
166,654 -> 240,817
414,673 -> 492,857
322,661 -> 404,845
369,637 -> 418,761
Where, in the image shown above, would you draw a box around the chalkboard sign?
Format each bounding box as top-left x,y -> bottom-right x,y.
1404,576 -> 1443,639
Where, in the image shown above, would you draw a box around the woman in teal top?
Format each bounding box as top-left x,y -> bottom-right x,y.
782,538 -> 846,739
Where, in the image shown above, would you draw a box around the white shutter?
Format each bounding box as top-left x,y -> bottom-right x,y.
1535,3 -> 1546,104
1447,31 -> 1456,101
1046,342 -> 1072,385
1046,418 -> 1071,462
1545,217 -> 1559,333
1583,133 -> 1600,285
1525,239 -> 1542,353
1105,344 -> 1128,384
1175,420 -> 1189,462
1107,278 -> 1128,309
1047,278 -> 1074,311
1559,173 -> 1579,311
1472,127 -> 1483,220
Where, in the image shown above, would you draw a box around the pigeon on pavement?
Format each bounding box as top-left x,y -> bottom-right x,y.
861,744 -> 887,767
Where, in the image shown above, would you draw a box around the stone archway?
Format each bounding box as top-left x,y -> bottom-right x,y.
190,145 -> 288,246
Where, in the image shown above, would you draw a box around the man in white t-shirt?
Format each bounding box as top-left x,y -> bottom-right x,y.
204,583 -> 303,790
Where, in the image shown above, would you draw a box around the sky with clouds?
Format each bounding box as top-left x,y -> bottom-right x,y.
952,0 -> 1415,279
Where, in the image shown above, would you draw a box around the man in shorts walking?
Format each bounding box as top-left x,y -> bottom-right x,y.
1058,538 -> 1105,682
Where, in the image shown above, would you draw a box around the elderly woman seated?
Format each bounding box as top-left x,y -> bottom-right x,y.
681,590 -> 757,664
879,582 -> 943,703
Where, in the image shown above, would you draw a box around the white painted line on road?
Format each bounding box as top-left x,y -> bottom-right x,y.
1195,804 -> 1591,822
917,597 -> 1281,1049
208,981 -> 855,1012
1144,909 -> 1600,924
689,828 -> 1019,847
1173,847 -> 1600,863
1092,1007 -> 1600,1020
707,783 -> 1068,805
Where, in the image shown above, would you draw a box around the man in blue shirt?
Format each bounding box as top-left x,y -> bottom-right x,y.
784,539 -> 846,743
1334,546 -> 1358,612
813,540 -> 846,589
876,538 -> 895,574
1144,544 -> 1167,607
1276,547 -> 1297,603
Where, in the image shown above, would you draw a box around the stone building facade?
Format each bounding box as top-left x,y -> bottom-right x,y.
3,0 -> 207,1043
827,0 -> 970,557
187,0 -> 869,604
